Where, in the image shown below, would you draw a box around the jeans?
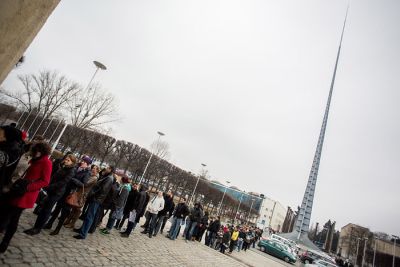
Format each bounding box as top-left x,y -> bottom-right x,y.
34,193 -> 62,229
106,217 -> 116,230
169,218 -> 183,240
182,217 -> 190,237
154,215 -> 165,235
209,232 -> 217,248
237,238 -> 243,252
79,201 -> 100,239
146,213 -> 158,235
185,221 -> 197,240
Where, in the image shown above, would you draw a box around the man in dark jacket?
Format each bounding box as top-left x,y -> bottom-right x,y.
185,203 -> 203,241
168,197 -> 189,240
120,185 -> 148,238
208,216 -> 221,247
153,190 -> 174,236
73,165 -> 114,240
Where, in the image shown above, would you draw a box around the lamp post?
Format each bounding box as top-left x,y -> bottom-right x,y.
393,235 -> 399,267
138,131 -> 165,185
356,238 -> 361,267
234,192 -> 244,222
189,163 -> 206,206
247,198 -> 255,224
362,237 -> 368,267
217,180 -> 230,216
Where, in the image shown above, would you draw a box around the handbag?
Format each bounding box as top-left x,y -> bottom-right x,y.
65,185 -> 85,208
6,169 -> 32,198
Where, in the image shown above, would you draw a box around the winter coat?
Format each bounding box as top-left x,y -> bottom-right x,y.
174,203 -> 190,219
46,164 -> 76,198
209,219 -> 221,233
83,174 -> 98,200
158,194 -> 174,217
101,179 -> 118,209
147,195 -> 165,214
222,232 -> 231,245
137,192 -> 150,218
9,156 -> 52,209
123,188 -> 139,214
88,173 -> 113,204
113,183 -> 131,209
189,207 -> 203,223
0,140 -> 24,192
69,167 -> 90,191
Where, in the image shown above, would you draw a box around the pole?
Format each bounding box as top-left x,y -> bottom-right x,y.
48,119 -> 63,142
189,176 -> 200,206
50,123 -> 67,154
362,238 -> 367,267
31,115 -> 46,138
15,111 -> 25,126
218,187 -> 227,216
41,117 -> 54,137
26,111 -> 40,132
356,238 -> 361,267
393,237 -> 397,267
248,199 -> 255,224
234,193 -> 243,221
20,108 -> 33,129
373,239 -> 376,267
138,132 -> 164,185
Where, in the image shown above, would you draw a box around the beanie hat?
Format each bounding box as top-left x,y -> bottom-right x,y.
81,155 -> 93,165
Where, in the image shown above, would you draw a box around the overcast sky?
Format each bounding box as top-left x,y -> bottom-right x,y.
2,0 -> 400,235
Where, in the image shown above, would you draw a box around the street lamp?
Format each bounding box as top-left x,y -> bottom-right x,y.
189,163 -> 206,206
362,237 -> 368,267
84,61 -> 107,91
138,131 -> 165,185
393,235 -> 399,267
217,180 -> 230,216
247,198 -> 255,224
234,192 -> 244,222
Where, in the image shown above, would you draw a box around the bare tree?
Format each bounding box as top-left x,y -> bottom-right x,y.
68,83 -> 118,129
150,139 -> 170,160
2,70 -> 80,119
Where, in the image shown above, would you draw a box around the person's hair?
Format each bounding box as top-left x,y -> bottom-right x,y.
182,197 -> 186,202
64,154 -> 77,165
32,135 -> 45,142
108,165 -> 115,173
31,141 -> 51,156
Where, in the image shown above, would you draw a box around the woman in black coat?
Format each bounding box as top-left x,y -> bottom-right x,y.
24,154 -> 77,235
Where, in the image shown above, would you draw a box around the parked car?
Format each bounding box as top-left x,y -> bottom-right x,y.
305,259 -> 338,267
300,249 -> 335,264
258,239 -> 297,263
269,234 -> 299,256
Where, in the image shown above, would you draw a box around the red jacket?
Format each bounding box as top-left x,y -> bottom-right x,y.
10,156 -> 52,209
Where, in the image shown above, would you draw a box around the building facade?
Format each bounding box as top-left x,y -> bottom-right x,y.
257,196 -> 287,233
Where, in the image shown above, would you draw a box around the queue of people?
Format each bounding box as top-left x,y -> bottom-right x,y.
0,124 -> 263,256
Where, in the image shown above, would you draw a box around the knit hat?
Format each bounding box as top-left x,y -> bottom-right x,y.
81,155 -> 93,165
0,125 -> 23,142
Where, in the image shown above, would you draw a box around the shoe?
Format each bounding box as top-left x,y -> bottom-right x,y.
148,234 -> 152,238
24,228 -> 41,235
73,234 -> 85,239
140,225 -> 146,228
100,229 -> 110,235
153,233 -> 157,237
43,223 -> 52,230
49,229 -> 60,236
73,228 -> 81,233
140,231 -> 147,234
120,233 -> 129,238
64,223 -> 75,229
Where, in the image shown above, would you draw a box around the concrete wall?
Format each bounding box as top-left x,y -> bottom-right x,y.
0,0 -> 60,84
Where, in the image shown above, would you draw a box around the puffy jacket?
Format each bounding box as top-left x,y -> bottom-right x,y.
147,195 -> 165,214
113,183 -> 131,209
9,156 -> 52,209
69,167 -> 90,190
174,203 -> 189,219
46,164 -> 75,198
89,173 -> 113,204
189,207 -> 203,223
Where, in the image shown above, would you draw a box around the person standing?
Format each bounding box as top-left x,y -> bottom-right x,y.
64,165 -> 99,229
228,226 -> 239,253
185,203 -> 203,241
0,142 -> 52,253
23,154 -> 76,235
100,176 -> 131,234
141,190 -> 164,238
195,211 -> 209,242
120,184 -> 147,238
73,165 -> 114,240
220,226 -> 231,254
168,197 -> 189,240
153,190 -> 174,236
115,183 -> 138,230
237,227 -> 246,252
207,216 -> 221,248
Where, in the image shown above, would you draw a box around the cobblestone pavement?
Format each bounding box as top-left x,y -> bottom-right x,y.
0,210 -> 246,267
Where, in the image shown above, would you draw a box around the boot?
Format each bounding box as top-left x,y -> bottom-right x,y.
49,221 -> 63,236
0,241 -> 9,254
44,214 -> 57,230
